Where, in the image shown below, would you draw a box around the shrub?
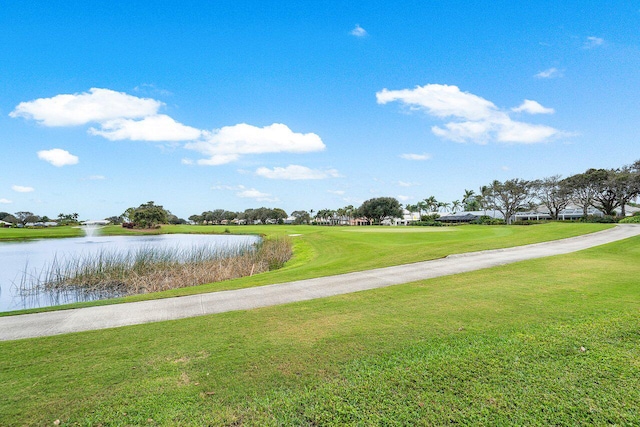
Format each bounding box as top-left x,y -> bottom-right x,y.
581,215 -> 618,223
413,220 -> 443,227
470,216 -> 505,225
619,215 -> 640,224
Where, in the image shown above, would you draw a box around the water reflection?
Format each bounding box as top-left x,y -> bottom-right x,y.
0,233 -> 259,312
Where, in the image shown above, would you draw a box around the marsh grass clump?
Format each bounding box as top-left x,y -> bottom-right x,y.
19,236 -> 292,303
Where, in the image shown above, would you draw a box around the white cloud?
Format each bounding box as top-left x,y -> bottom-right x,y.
185,123 -> 325,165
399,153 -> 431,161
10,88 -> 162,127
535,67 -> 562,79
236,188 -> 279,202
212,184 -> 279,202
87,175 -> 106,180
211,184 -> 240,191
12,185 -> 34,193
584,36 -> 604,49
0,198 -> 12,204
431,120 -> 495,144
255,165 -> 340,180
328,190 -> 345,195
37,148 -> 79,167
89,114 -> 202,141
377,84 -> 497,121
397,181 -> 418,187
496,120 -> 561,144
13,88 -> 327,164
512,100 -> 555,115
181,158 -> 195,165
350,24 -> 368,37
397,195 -> 410,202
377,83 -> 567,144
133,83 -> 172,96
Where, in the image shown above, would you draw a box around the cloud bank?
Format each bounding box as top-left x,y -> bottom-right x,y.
376,84 -> 566,144
185,123 -> 325,165
10,88 -> 161,127
11,88 -> 325,165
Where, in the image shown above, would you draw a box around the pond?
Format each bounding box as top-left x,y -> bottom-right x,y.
0,233 -> 260,312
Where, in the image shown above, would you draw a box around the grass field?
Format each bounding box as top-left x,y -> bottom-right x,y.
0,226 -> 84,240
0,229 -> 638,425
0,222 -> 613,315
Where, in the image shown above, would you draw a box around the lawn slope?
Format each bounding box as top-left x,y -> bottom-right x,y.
0,222 -> 613,315
1,234 -> 638,425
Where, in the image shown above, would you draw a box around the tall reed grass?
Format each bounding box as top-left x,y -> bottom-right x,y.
19,236 -> 292,304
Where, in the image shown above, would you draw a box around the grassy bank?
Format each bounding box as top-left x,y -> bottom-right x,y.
0,222 -> 613,316
0,226 -> 83,240
1,234 -> 638,425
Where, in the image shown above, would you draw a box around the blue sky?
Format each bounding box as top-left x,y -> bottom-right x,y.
2,1 -> 639,219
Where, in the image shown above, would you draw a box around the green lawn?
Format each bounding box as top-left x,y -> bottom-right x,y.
0,222 -> 613,315
1,232 -> 638,425
0,226 -> 83,240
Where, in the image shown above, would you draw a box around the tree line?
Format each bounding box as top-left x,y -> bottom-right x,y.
2,160 -> 638,228
404,160 -> 640,225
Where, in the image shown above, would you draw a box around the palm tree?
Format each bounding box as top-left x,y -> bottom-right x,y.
479,185 -> 492,216
344,205 -> 355,223
417,201 -> 428,218
451,200 -> 462,213
438,201 -> 450,212
462,189 -> 476,211
424,196 -> 438,213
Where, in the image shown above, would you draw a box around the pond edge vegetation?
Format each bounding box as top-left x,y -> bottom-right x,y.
18,235 -> 292,305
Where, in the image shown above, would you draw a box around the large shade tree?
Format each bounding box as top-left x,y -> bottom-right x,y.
485,179 -> 534,225
130,201 -> 168,228
532,175 -> 572,220
357,197 -> 403,225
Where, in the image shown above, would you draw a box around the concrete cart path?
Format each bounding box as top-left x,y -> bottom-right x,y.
1,224 -> 639,341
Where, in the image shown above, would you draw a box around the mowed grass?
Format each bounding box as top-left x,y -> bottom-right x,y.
1,233 -> 639,425
0,226 -> 83,240
0,222 -> 613,315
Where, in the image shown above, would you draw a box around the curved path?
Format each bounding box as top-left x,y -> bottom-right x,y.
1,224 -> 639,341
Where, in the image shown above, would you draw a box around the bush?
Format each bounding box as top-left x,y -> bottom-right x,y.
619,215 -> 640,224
413,220 -> 443,227
470,216 -> 505,225
581,215 -> 618,223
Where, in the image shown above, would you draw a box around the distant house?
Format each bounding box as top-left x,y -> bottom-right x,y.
393,209 -> 421,226
350,217 -> 372,226
436,213 -> 480,223
0,220 -> 12,228
514,205 -> 604,221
